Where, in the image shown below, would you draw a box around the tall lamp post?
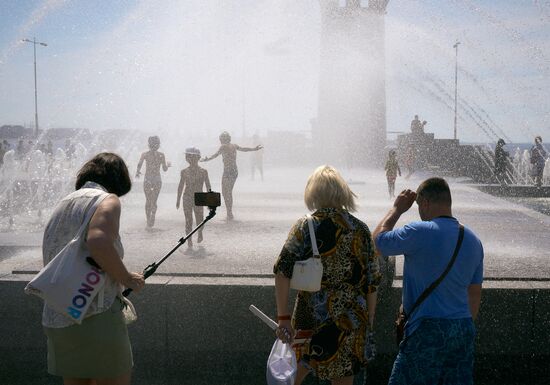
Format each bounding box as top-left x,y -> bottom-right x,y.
22,37 -> 47,138
453,41 -> 460,141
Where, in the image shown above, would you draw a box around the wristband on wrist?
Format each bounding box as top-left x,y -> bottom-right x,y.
277,314 -> 291,321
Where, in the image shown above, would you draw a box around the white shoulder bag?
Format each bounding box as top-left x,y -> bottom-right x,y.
289,214 -> 323,292
25,193 -> 109,324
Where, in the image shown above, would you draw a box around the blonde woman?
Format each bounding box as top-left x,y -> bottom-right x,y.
273,165 -> 381,385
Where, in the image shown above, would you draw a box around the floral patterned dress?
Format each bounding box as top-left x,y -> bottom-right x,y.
273,208 -> 381,380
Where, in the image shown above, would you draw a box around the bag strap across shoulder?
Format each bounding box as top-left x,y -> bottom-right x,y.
306,214 -> 320,257
74,193 -> 110,241
49,192 -> 110,285
404,223 -> 465,320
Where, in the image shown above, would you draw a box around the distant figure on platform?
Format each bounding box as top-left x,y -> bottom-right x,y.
410,115 -> 427,135
385,150 -> 402,198
403,145 -> 415,179
201,131 -> 262,220
0,141 -> 6,169
136,136 -> 170,228
176,147 -> 211,248
250,134 -> 264,181
544,159 -> 550,185
530,136 -> 547,187
494,139 -> 509,184
1,139 -> 10,166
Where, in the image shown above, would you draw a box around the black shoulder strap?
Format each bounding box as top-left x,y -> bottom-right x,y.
405,224 -> 465,319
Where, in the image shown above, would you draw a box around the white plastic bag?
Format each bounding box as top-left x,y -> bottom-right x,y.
121,296 -> 138,325
266,339 -> 297,385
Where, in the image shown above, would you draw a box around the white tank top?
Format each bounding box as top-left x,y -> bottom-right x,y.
41,181 -> 123,328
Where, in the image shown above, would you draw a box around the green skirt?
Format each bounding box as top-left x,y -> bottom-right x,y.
44,297 -> 133,379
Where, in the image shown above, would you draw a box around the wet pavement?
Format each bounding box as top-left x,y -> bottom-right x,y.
1,166 -> 550,280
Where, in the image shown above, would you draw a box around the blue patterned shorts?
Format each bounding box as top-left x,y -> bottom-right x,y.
388,318 -> 475,385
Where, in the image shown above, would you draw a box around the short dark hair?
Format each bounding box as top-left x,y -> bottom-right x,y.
148,136 -> 160,150
219,131 -> 231,144
75,152 -> 132,197
416,177 -> 452,205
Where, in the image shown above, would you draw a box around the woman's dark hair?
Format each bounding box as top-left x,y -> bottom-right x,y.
75,152 -> 132,197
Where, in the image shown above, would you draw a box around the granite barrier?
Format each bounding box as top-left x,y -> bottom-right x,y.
1,273 -> 549,385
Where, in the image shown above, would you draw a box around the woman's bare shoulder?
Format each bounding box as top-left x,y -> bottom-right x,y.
97,194 -> 121,215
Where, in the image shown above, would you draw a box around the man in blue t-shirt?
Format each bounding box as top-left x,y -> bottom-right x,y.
373,177 -> 483,385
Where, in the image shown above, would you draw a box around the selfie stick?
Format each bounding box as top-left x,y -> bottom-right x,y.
122,206 -> 217,297
249,305 -> 278,330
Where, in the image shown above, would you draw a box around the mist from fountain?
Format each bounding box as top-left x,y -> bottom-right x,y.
0,1 -> 548,267
0,129 -> 146,231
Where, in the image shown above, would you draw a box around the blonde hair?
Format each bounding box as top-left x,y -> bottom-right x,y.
304,165 -> 357,212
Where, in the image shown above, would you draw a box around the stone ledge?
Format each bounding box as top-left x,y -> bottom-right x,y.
1,276 -> 549,384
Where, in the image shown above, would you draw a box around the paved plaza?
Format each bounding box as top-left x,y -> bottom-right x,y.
1,166 -> 550,281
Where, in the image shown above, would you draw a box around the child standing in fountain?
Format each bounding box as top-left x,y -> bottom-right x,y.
176,147 -> 211,248
385,149 -> 401,198
201,131 -> 262,220
136,136 -> 171,228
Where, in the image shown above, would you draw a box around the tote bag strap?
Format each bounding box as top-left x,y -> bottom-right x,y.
74,193 -> 109,241
306,214 -> 320,257
50,193 -> 109,284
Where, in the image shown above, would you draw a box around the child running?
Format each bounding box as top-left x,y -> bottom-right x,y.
176,147 -> 211,248
385,149 -> 401,198
136,136 -> 170,229
201,131 -> 262,220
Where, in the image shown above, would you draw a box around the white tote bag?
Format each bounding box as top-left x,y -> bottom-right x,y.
24,193 -> 108,324
266,339 -> 297,385
289,214 -> 323,292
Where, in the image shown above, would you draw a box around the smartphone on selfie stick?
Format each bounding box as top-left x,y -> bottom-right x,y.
121,190 -> 221,297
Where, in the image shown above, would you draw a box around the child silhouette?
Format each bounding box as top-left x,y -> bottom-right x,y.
177,147 -> 211,248
201,131 -> 262,220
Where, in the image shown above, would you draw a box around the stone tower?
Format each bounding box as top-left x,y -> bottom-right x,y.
313,0 -> 389,167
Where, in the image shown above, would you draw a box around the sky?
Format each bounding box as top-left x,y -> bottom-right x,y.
0,0 -> 549,144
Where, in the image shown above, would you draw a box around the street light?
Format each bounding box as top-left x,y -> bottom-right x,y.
453,40 -> 460,141
22,37 -> 47,138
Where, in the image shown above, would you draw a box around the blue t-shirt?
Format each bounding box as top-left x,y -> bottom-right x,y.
375,217 -> 483,337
